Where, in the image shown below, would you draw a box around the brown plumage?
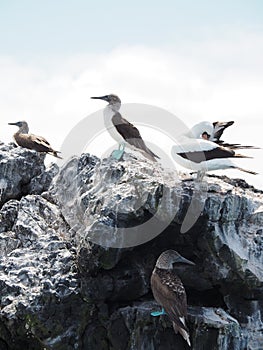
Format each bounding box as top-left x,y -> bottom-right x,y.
177,145 -> 252,163
8,121 -> 62,159
112,112 -> 159,162
91,94 -> 160,162
151,250 -> 195,347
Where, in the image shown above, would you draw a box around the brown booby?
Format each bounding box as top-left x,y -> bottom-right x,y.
151,250 -> 194,347
91,94 -> 159,162
8,121 -> 62,158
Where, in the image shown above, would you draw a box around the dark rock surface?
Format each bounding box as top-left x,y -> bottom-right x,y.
0,147 -> 262,349
0,144 -> 59,207
107,302 -> 241,350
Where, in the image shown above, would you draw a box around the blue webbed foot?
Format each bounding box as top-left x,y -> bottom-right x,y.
111,143 -> 125,161
151,308 -> 166,317
111,149 -> 124,160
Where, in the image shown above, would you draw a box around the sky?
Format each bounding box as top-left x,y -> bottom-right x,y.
0,1 -> 263,188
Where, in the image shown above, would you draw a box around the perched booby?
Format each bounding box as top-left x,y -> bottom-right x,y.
151,250 -> 195,347
8,121 -> 62,158
172,121 -> 258,180
91,94 -> 159,162
172,135 -> 257,181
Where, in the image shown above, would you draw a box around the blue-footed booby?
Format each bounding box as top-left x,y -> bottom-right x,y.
171,123 -> 257,180
8,121 -> 62,158
91,94 -> 160,162
151,250 -> 194,347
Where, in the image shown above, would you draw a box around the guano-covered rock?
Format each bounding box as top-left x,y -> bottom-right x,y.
0,147 -> 262,350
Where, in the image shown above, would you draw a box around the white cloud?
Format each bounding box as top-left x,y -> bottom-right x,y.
1,32 -> 263,188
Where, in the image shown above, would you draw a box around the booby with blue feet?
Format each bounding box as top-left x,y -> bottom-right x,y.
151,250 -> 195,347
91,94 -> 159,162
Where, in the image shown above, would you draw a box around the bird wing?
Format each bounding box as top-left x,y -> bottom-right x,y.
173,138 -> 243,163
212,121 -> 234,142
112,113 -> 159,158
216,141 -> 259,150
34,135 -> 51,146
28,134 -> 54,153
212,121 -> 258,149
151,269 -> 188,332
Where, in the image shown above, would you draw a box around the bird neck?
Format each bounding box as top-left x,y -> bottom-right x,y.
108,102 -> 121,113
17,125 -> 29,134
187,122 -> 213,139
103,105 -> 119,127
155,260 -> 173,270
184,128 -> 200,139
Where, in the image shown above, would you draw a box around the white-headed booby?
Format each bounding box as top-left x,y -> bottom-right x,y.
172,135 -> 257,181
8,121 -> 62,158
172,120 -> 258,180
151,250 -> 195,347
91,94 -> 159,162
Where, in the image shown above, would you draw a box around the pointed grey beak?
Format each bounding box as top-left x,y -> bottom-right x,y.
175,256 -> 195,266
8,122 -> 19,126
90,95 -> 108,101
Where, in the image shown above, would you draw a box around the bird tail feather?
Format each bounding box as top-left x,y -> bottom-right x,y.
233,145 -> 260,150
52,151 -> 63,159
146,147 -> 160,160
173,322 -> 191,347
235,167 -> 258,175
234,153 -> 253,159
142,151 -> 158,162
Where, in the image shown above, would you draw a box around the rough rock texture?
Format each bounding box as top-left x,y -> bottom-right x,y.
0,143 -> 59,207
107,303 -> 240,350
0,148 -> 262,350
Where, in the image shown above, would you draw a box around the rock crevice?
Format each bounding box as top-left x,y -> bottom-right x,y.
0,145 -> 262,349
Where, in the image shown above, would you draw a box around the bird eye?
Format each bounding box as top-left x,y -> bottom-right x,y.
201,132 -> 210,140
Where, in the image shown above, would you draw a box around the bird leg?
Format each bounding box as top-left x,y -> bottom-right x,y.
111,143 -> 125,161
196,170 -> 206,182
151,308 -> 166,317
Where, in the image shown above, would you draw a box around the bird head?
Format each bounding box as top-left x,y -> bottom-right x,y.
187,121 -> 214,140
91,94 -> 121,105
202,131 -> 210,140
8,121 -> 29,133
155,250 -> 195,270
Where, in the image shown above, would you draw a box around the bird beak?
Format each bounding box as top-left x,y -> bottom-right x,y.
90,95 -> 108,101
175,256 -> 195,266
8,122 -> 19,126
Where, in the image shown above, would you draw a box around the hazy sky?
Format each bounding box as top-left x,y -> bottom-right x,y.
1,1 -> 262,188
1,1 -> 263,55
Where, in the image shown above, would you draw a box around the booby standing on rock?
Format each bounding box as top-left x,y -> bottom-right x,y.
151,250 -> 195,347
8,121 -> 62,158
91,94 -> 159,162
172,123 -> 257,180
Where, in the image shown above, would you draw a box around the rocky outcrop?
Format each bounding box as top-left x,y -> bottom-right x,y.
0,143 -> 58,207
106,303 -> 241,350
0,147 -> 262,350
